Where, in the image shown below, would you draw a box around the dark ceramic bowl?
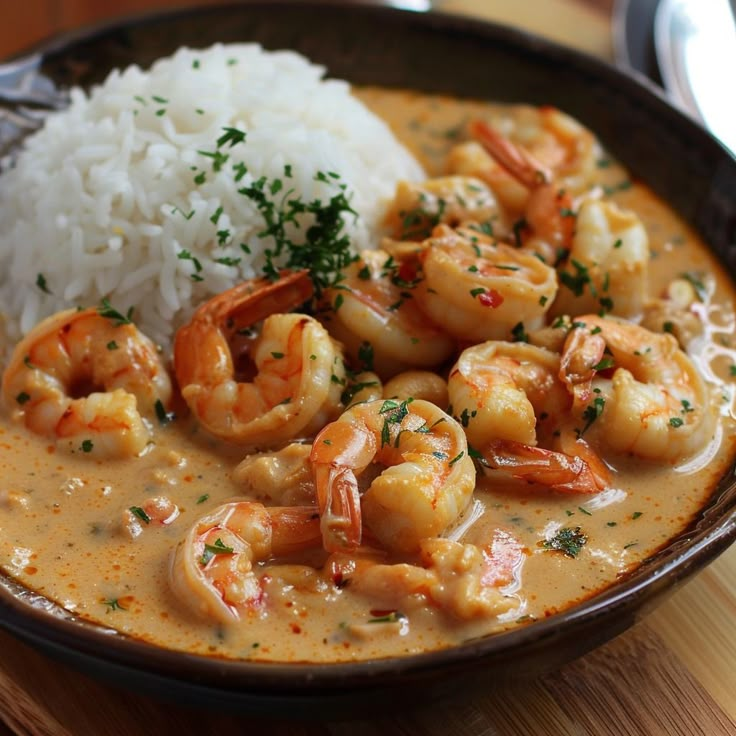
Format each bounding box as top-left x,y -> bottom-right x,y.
1,0 -> 735,717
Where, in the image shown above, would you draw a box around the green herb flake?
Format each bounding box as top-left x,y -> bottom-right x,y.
106,340 -> 119,351
36,273 -> 51,294
196,494 -> 209,504
15,392 -> 31,405
216,127 -> 246,148
367,611 -> 406,624
541,527 -> 588,558
669,416 -> 684,428
129,505 -> 151,524
103,597 -> 127,612
98,298 -> 134,326
200,537 -> 235,566
631,511 -> 643,520
81,439 -> 94,453
581,395 -> 606,434
155,399 -> 174,425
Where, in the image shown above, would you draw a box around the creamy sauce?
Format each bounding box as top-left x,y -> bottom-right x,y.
1,88 -> 736,663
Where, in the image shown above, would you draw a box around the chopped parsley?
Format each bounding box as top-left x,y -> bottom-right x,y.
98,298 -> 134,326
129,506 -> 151,524
200,537 -> 235,566
196,494 -> 210,505
581,395 -> 606,434
154,399 -> 174,425
102,598 -> 127,612
81,439 -> 94,453
367,611 -> 406,624
542,527 -> 588,558
36,273 -> 51,294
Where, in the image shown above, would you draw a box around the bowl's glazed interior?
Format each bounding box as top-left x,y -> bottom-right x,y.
1,0 -> 735,716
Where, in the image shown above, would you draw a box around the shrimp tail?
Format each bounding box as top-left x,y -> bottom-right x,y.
313,464 -> 363,552
470,119 -> 553,189
481,439 -> 607,494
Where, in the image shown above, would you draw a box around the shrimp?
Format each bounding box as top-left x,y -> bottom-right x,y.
414,225 -> 557,343
1,307 -> 172,457
327,531 -> 524,621
169,500 -> 322,623
383,176 -> 507,241
560,315 -> 712,460
310,399 -> 475,554
320,250 -> 455,379
448,340 -> 608,493
448,341 -> 569,448
471,118 -> 577,260
174,271 -> 346,446
552,199 -> 650,319
232,442 -> 316,506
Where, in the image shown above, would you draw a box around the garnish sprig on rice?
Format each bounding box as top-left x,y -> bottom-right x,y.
197,128 -> 359,299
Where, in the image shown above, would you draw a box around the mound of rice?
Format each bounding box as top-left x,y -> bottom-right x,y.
0,43 -> 423,351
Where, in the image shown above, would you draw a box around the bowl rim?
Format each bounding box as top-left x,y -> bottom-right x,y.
1,0 -> 736,697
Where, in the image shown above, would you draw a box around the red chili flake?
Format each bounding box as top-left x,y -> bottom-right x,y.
398,260 -> 417,283
289,623 -> 302,634
369,609 -> 396,618
478,289 -> 504,308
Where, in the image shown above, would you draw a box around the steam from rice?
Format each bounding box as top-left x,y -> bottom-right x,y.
0,43 -> 424,352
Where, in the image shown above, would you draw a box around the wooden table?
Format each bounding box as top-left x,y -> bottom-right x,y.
1,1 -> 735,734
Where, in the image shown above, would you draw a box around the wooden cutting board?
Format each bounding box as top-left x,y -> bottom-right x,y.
1,1 -> 735,734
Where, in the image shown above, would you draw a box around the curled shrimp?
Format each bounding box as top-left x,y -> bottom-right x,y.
471,118 -> 577,260
552,199 -> 650,319
174,270 -> 346,446
321,249 -> 454,379
448,340 -> 609,493
310,398 -> 475,554
169,500 -> 322,623
413,225 -> 558,343
1,307 -> 172,457
560,315 -> 712,460
383,175 -> 506,241
328,531 -> 524,621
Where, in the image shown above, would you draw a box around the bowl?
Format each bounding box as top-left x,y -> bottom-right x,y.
1,0 -> 735,717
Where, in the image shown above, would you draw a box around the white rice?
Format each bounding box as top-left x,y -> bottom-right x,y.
0,43 -> 424,351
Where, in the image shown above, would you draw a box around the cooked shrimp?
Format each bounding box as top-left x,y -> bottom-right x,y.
383,176 -> 507,241
1,307 -> 172,457
448,340 -> 608,493
169,500 -> 322,623
232,442 -> 316,506
383,370 -> 449,409
641,277 -> 704,349
471,118 -> 577,260
414,226 -> 557,343
560,315 -> 712,460
552,199 -> 650,319
448,340 -> 569,448
479,437 -> 609,494
327,531 -> 524,621
310,398 -> 475,554
174,271 -> 346,446
320,250 -> 455,379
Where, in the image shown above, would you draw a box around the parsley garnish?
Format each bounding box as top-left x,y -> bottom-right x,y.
200,538 -> 235,566
367,611 -> 406,624
15,392 -> 30,405
196,494 -> 209,504
129,506 -> 151,524
98,299 -> 134,326
102,598 -> 127,612
36,273 -> 51,294
81,439 -> 94,453
581,395 -> 605,434
542,527 -> 587,558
